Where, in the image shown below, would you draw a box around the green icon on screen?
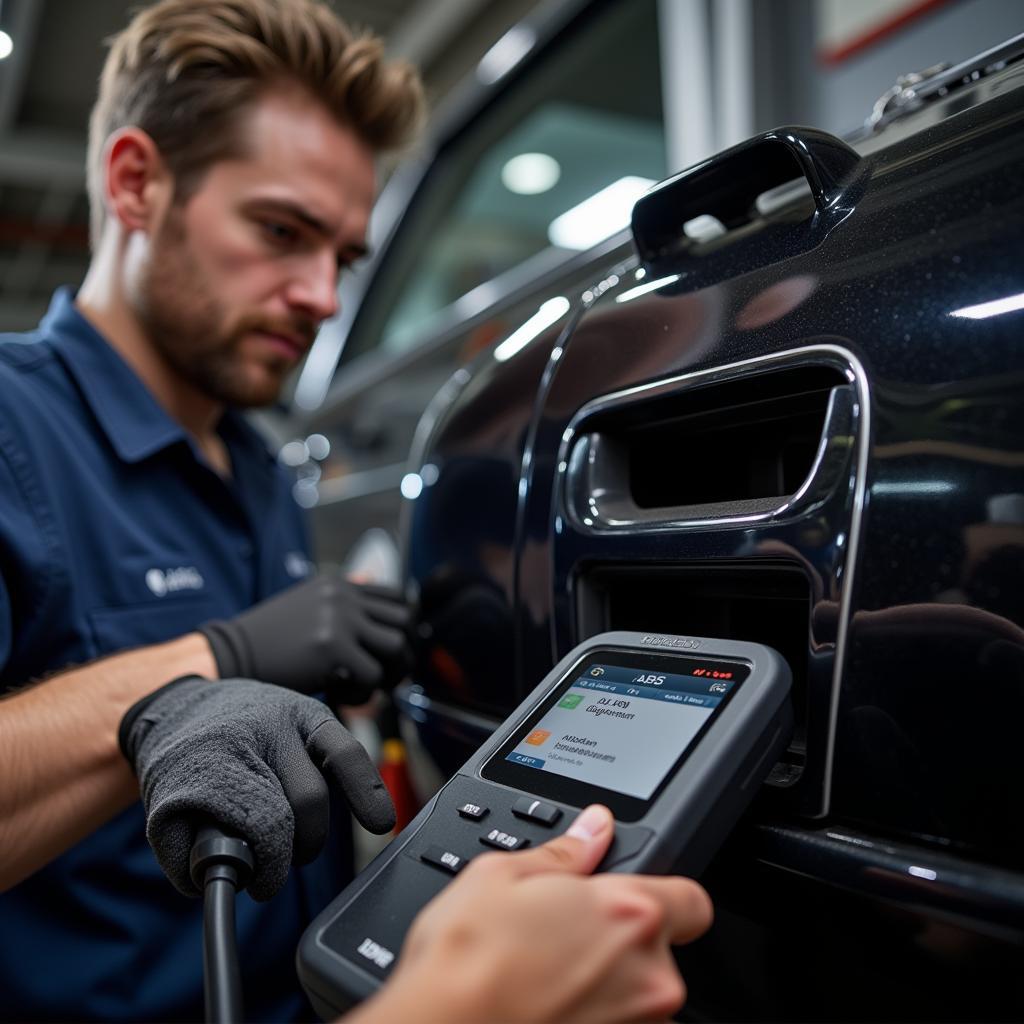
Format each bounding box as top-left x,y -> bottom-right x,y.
558,694 -> 584,710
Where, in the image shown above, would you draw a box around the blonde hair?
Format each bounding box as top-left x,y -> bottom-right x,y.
87,0 -> 424,246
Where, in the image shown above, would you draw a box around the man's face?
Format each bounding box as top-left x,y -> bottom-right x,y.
136,89 -> 376,408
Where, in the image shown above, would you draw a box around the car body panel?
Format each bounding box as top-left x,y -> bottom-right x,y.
395,48 -> 1024,1019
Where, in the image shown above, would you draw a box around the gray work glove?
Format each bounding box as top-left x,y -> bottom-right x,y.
119,676 -> 395,901
199,575 -> 413,704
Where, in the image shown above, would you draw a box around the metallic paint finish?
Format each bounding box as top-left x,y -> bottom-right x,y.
389,54 -> 1024,1020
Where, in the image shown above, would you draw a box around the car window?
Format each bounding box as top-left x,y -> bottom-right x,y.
342,0 -> 665,365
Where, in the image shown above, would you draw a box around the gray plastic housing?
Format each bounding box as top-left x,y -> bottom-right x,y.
297,631 -> 792,1018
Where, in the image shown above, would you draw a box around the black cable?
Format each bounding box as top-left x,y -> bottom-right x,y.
202,867 -> 243,1024
190,826 -> 255,1024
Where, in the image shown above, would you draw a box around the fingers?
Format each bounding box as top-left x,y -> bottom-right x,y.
324,622 -> 406,704
354,581 -> 408,605
614,946 -> 687,1024
357,617 -> 409,663
502,805 -> 614,879
361,592 -> 413,629
275,728 -> 330,866
335,576 -> 412,629
332,642 -> 382,690
318,576 -> 414,695
624,875 -> 714,945
306,717 -> 396,835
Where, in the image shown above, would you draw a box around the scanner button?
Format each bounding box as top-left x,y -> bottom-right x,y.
457,802 -> 489,820
421,846 -> 467,875
481,828 -> 529,851
512,797 -> 562,827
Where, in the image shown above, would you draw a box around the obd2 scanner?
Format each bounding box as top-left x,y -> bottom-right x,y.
298,631 -> 793,1017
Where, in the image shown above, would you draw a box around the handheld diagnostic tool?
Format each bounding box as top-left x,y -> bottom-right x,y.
298,631 -> 792,1017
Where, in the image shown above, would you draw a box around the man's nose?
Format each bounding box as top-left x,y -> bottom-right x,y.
286,252 -> 340,322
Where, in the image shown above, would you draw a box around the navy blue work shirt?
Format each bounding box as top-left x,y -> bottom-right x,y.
0,290 -> 347,1021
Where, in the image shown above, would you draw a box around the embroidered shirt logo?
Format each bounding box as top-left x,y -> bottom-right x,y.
145,567 -> 205,597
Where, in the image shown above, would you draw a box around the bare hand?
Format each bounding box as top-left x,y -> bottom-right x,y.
352,804 -> 713,1024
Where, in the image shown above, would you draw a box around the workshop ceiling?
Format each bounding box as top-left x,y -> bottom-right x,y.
0,0 -> 535,332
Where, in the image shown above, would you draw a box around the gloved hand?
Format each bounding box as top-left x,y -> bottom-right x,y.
119,676 -> 396,901
199,575 -> 413,703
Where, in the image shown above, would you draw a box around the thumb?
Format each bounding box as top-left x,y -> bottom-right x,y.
505,804 -> 614,878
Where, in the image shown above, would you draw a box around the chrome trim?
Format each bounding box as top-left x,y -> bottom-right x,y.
770,382 -> 855,519
863,31 -> 1024,134
399,367 -> 474,571
562,351 -> 858,534
824,351 -> 870,815
556,343 -> 872,816
903,31 -> 1024,105
755,823 -> 1024,939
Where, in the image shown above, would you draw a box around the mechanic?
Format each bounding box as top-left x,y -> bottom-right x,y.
0,1 -> 423,1019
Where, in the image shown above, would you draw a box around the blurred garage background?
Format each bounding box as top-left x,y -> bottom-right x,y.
1,0 -> 1020,577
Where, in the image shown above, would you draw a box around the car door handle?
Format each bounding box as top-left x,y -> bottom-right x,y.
631,126 -> 863,273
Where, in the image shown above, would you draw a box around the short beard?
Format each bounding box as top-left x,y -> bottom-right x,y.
135,207 -> 313,409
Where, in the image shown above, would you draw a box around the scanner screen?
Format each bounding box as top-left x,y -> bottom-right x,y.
503,655 -> 748,800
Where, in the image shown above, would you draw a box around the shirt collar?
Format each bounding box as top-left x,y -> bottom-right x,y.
44,288 -> 190,463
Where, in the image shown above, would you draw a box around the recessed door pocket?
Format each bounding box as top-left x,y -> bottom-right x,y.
564,364 -> 854,529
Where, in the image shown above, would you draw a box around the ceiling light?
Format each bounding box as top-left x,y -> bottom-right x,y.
0,31 -> 13,61
279,440 -> 309,466
548,177 -> 656,251
501,152 -> 561,195
305,433 -> 330,461
400,473 -> 423,500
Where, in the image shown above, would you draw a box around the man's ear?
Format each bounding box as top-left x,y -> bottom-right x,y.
103,127 -> 172,234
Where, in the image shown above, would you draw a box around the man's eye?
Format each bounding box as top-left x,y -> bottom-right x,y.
261,221 -> 297,244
